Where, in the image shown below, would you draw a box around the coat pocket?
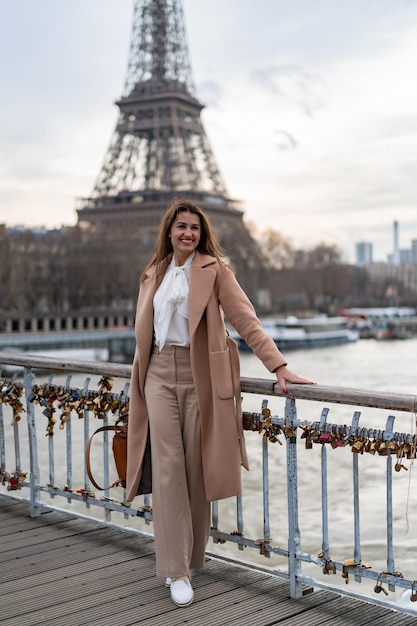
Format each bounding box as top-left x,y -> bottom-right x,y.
210,349 -> 234,399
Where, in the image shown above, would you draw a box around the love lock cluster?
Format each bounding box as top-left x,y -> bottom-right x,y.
244,399 -> 311,445
0,470 -> 28,491
28,376 -> 129,436
300,423 -> 416,470
0,378 -> 25,425
243,407 -> 284,444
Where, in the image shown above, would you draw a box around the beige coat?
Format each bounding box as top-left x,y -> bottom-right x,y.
126,251 -> 287,503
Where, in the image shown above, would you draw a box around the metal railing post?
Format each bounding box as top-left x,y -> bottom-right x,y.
82,377 -> 92,508
351,411 -> 362,581
0,403 -> 5,473
385,414 -> 396,590
319,408 -> 330,559
286,397 -> 303,598
24,367 -> 41,517
261,399 -> 271,557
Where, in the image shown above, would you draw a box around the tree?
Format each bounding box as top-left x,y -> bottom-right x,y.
254,227 -> 295,270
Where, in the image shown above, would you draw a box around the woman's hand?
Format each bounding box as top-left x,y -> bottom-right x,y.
275,365 -> 315,394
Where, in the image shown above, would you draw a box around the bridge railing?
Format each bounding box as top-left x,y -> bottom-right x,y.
0,351 -> 416,614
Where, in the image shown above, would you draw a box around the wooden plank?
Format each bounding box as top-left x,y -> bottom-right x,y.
0,517 -> 105,552
1,495 -> 416,626
130,578 -> 330,626
2,559 -> 268,626
0,548 -> 150,595
0,528 -> 151,582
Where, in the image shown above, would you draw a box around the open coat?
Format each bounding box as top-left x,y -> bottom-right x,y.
125,251 -> 287,504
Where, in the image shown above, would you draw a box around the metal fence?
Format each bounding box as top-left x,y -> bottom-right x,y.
0,351 -> 416,614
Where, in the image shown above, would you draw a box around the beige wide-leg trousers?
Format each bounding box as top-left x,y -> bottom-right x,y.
144,345 -> 211,579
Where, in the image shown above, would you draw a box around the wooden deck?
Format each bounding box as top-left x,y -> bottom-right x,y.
0,495 -> 414,626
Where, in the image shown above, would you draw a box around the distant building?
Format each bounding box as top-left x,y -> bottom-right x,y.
400,249 -> 413,265
412,240 -> 417,264
355,242 -> 373,266
391,220 -> 400,265
388,239 -> 417,266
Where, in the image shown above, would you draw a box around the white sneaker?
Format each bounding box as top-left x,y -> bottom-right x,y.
170,577 -> 194,607
165,571 -> 192,587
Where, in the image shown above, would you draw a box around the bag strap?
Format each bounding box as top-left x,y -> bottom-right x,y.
86,424 -> 127,491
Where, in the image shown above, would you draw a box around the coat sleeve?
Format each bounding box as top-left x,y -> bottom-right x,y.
216,265 -> 287,373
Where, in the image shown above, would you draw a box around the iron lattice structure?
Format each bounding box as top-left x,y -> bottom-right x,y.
76,0 -> 247,240
95,0 -> 226,198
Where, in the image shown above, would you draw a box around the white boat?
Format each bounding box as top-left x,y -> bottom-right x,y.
231,315 -> 359,351
337,307 -> 417,339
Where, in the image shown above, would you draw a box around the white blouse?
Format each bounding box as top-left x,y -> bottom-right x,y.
153,253 -> 194,350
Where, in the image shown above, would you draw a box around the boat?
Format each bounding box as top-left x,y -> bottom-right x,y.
373,319 -> 413,340
230,315 -> 360,351
337,307 -> 417,339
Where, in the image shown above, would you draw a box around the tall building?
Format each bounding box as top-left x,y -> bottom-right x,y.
391,220 -> 400,265
355,242 -> 373,266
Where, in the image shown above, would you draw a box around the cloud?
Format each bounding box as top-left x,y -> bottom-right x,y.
250,65 -> 326,118
197,80 -> 224,108
275,131 -> 298,151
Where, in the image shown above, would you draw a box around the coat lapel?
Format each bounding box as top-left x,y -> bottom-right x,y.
189,252 -> 216,340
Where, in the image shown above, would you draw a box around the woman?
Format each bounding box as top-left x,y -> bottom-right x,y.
126,198 -> 314,608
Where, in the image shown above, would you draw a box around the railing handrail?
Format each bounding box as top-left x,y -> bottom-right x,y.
0,351 -> 132,378
1,350 -> 416,413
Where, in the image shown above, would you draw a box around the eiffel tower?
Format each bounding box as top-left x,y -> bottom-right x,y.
76,0 -> 264,285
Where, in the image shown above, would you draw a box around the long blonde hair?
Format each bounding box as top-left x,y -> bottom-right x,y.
141,198 -> 225,281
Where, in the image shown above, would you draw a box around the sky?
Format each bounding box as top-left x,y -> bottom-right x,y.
1,0 -> 417,263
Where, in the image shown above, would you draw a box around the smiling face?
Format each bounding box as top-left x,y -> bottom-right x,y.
169,210 -> 201,265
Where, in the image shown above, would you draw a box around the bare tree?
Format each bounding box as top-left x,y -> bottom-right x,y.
257,227 -> 295,269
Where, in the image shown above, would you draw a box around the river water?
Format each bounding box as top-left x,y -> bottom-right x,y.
8,336 -> 417,605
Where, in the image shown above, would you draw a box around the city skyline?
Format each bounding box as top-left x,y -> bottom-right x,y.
1,0 -> 417,263
356,220 -> 417,266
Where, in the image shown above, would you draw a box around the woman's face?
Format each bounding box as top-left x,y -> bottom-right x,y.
169,210 -> 201,265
